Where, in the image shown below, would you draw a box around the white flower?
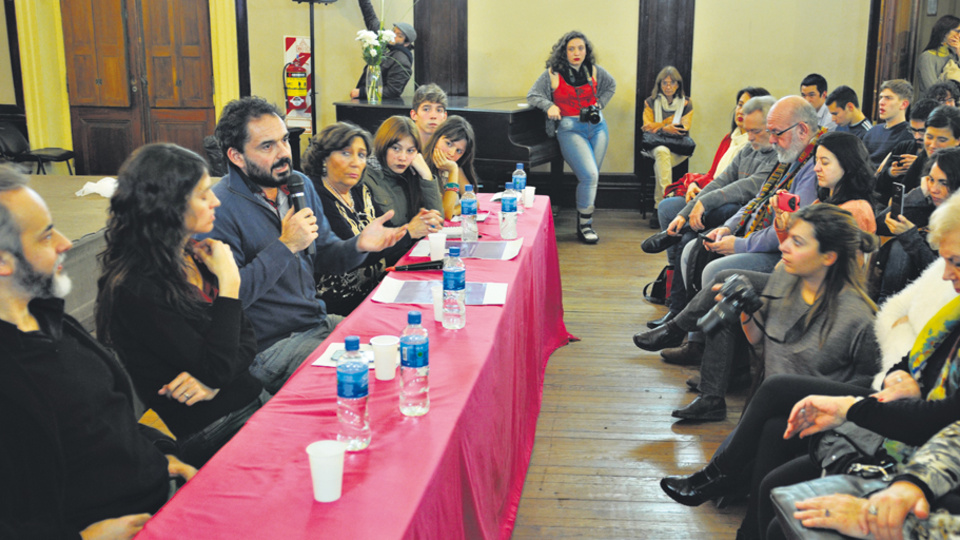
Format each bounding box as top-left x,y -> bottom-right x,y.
369,48 -> 378,57
380,30 -> 396,43
355,30 -> 378,45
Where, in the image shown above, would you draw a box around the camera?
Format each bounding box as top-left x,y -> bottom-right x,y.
776,191 -> 800,212
696,274 -> 764,335
579,105 -> 601,124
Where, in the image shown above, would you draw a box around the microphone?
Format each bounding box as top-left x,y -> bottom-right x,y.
286,175 -> 316,256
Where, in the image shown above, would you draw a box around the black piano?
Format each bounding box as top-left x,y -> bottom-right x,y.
334,96 -> 563,193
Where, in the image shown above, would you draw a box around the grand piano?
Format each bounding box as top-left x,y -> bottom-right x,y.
334,96 -> 563,194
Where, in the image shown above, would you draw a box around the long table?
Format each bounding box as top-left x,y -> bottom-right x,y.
137,194 -> 572,539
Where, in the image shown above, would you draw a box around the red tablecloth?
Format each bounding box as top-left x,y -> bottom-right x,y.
137,194 -> 572,539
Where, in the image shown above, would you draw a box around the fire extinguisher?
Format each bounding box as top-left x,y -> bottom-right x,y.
284,53 -> 310,111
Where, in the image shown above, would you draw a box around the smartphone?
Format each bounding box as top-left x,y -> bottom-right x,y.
698,232 -> 714,243
891,182 -> 905,218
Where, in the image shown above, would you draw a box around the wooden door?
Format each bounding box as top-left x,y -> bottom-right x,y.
60,0 -> 215,174
141,0 -> 216,154
61,0 -> 145,174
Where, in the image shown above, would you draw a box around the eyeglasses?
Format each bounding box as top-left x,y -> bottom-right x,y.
908,126 -> 926,136
660,80 -> 678,87
770,122 -> 800,138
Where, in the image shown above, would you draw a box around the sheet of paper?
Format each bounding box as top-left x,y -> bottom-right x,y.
371,276 -> 507,305
410,238 -> 523,260
311,343 -> 378,368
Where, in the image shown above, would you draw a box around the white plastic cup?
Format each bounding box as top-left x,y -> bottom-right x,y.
524,186 -> 536,208
306,440 -> 346,503
370,335 -> 399,381
428,232 -> 447,261
431,284 -> 443,322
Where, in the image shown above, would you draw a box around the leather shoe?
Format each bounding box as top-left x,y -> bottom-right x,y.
633,322 -> 684,351
671,395 -> 726,421
661,340 -> 705,366
647,310 -> 678,329
660,462 -> 731,507
641,230 -> 682,254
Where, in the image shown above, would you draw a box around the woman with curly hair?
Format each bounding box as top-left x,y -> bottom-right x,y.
528,30 -> 616,243
96,143 -> 267,466
303,122 -> 406,314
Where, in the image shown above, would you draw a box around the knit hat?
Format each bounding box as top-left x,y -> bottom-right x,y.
393,22 -> 416,44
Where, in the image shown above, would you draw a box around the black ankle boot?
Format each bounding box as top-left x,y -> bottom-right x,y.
660,462 -> 731,506
577,213 -> 599,244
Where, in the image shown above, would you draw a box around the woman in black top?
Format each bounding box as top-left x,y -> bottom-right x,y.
97,143 -> 266,467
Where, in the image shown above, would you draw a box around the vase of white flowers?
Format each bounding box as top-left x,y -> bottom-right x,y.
356,27 -> 395,104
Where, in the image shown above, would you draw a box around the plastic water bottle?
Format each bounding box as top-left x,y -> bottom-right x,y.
337,335 -> 370,451
399,311 -> 430,416
511,163 -> 526,215
461,184 -> 478,242
442,246 -> 466,330
500,182 -> 518,240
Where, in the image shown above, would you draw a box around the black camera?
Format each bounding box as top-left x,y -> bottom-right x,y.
696,274 -> 763,335
579,105 -> 601,124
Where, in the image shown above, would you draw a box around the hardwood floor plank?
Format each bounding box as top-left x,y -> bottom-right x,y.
514,209 -> 747,538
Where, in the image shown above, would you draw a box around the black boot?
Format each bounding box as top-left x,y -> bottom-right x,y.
647,310 -> 678,329
577,212 -> 599,244
633,321 -> 684,351
660,461 -> 731,507
671,395 -> 726,421
661,340 -> 705,366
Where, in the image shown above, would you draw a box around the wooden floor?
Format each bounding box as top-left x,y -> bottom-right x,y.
512,208 -> 749,539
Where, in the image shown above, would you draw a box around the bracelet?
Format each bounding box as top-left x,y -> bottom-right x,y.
444,182 -> 460,193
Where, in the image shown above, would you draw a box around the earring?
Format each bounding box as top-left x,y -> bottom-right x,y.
322,162 -> 328,177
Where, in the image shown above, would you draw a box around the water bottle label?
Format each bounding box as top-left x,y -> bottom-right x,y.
337,362 -> 369,398
461,198 -> 477,216
501,196 -> 517,213
513,175 -> 526,191
443,267 -> 466,290
400,339 -> 429,368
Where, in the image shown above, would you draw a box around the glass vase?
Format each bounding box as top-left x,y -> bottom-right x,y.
366,64 -> 383,105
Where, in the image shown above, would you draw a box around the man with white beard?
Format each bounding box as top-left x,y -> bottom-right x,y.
0,165 -> 196,540
690,95 -> 823,286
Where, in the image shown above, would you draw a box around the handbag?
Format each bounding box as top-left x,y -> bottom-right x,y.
643,265 -> 674,305
809,422 -> 889,475
771,472 -> 892,540
641,131 -> 697,157
684,236 -> 721,295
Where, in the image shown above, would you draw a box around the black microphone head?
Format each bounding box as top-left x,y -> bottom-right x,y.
287,175 -> 305,194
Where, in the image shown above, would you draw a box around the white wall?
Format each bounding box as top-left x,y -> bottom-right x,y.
689,0 -> 871,172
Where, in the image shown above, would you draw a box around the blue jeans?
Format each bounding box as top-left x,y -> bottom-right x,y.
178,389 -> 271,466
556,115 -> 609,214
250,314 -> 344,394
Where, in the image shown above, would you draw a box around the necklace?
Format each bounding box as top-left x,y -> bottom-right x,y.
323,178 -> 355,210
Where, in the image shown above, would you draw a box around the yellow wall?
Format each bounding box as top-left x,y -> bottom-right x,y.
247,0 -> 415,136
689,0 -> 871,172
0,5 -> 14,105
468,2 -> 639,174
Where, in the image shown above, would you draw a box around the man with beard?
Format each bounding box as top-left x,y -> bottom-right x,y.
635,97 -> 823,355
0,166 -> 196,539
201,97 -> 406,393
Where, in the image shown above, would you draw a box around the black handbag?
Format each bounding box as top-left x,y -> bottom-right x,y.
771,472 -> 892,540
640,131 -> 697,156
643,265 -> 674,305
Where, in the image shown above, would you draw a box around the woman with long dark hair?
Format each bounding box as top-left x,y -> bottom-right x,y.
917,15 -> 960,95
423,115 -> 479,220
527,30 -> 616,243
97,143 -> 266,467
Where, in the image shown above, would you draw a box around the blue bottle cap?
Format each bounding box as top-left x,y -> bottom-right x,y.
344,335 -> 360,350
407,310 -> 421,324
505,182 -> 513,190
449,246 -> 461,257
516,163 -> 523,170
464,184 -> 473,192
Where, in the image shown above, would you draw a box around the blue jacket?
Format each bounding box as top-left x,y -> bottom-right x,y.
199,168 -> 366,351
